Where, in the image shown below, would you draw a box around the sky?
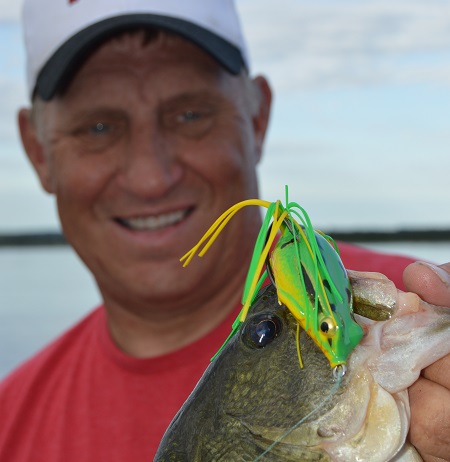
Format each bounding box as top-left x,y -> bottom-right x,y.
1,0 -> 450,232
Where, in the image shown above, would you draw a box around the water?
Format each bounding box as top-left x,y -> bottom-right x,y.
363,242 -> 450,266
0,247 -> 100,379
1,242 -> 449,379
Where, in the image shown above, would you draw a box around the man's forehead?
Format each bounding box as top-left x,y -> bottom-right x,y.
59,28 -> 230,98
85,32 -> 227,77
93,28 -> 210,59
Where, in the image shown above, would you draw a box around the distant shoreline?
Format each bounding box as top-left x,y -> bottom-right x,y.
1,229 -> 450,247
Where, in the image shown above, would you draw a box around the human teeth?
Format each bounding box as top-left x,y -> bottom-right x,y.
122,210 -> 186,231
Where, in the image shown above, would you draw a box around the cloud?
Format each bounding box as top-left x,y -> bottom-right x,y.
5,1 -> 450,91
0,0 -> 21,21
237,0 -> 450,90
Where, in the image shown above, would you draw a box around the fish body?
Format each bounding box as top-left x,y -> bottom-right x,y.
155,274 -> 450,462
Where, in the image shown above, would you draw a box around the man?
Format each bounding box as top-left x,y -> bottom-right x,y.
0,0 -> 448,460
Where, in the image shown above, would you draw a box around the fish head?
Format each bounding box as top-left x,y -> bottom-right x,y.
216,283 -> 404,460
156,280 -> 413,461
220,284 -> 348,441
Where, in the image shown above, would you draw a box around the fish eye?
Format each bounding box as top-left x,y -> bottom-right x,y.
319,316 -> 337,338
243,313 -> 282,348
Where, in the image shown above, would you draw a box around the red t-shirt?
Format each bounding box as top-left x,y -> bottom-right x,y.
0,243 -> 416,461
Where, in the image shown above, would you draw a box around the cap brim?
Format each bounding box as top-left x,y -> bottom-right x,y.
35,14 -> 246,101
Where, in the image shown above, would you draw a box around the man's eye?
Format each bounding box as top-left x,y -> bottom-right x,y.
177,111 -> 201,123
162,106 -> 214,138
71,119 -> 123,153
89,122 -> 111,134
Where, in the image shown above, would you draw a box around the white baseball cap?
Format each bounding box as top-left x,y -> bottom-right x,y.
22,0 -> 249,101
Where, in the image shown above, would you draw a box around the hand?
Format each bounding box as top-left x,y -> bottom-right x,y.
403,262 -> 450,462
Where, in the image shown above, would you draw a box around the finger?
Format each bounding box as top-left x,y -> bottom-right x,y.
422,456 -> 448,462
422,354 -> 450,390
409,376 -> 450,461
403,262 -> 450,307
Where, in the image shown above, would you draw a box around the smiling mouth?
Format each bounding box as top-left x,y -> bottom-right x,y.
116,209 -> 191,231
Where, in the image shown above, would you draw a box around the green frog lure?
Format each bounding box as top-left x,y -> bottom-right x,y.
181,187 -> 364,375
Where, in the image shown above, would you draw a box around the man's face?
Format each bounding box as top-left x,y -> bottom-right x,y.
21,31 -> 271,313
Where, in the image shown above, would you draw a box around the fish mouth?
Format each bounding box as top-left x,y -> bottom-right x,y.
115,208 -> 191,231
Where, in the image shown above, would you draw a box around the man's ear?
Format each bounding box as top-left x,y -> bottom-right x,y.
251,75 -> 272,163
17,108 -> 54,193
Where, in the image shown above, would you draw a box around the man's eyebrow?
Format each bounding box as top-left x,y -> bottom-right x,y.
160,91 -> 230,113
164,91 -> 222,103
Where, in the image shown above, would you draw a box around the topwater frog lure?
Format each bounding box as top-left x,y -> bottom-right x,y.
181,187 -> 363,372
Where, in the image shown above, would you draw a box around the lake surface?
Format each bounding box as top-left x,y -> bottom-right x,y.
1,242 -> 449,379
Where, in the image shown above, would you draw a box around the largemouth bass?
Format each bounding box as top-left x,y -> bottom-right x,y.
154,272 -> 450,461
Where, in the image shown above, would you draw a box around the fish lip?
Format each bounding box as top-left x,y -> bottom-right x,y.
114,207 -> 192,231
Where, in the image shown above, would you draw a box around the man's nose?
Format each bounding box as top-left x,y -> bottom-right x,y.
117,128 -> 183,198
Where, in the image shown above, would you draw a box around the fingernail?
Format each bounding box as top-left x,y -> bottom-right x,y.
417,261 -> 450,287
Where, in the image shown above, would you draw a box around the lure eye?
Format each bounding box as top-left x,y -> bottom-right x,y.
243,313 -> 282,348
319,316 -> 337,338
